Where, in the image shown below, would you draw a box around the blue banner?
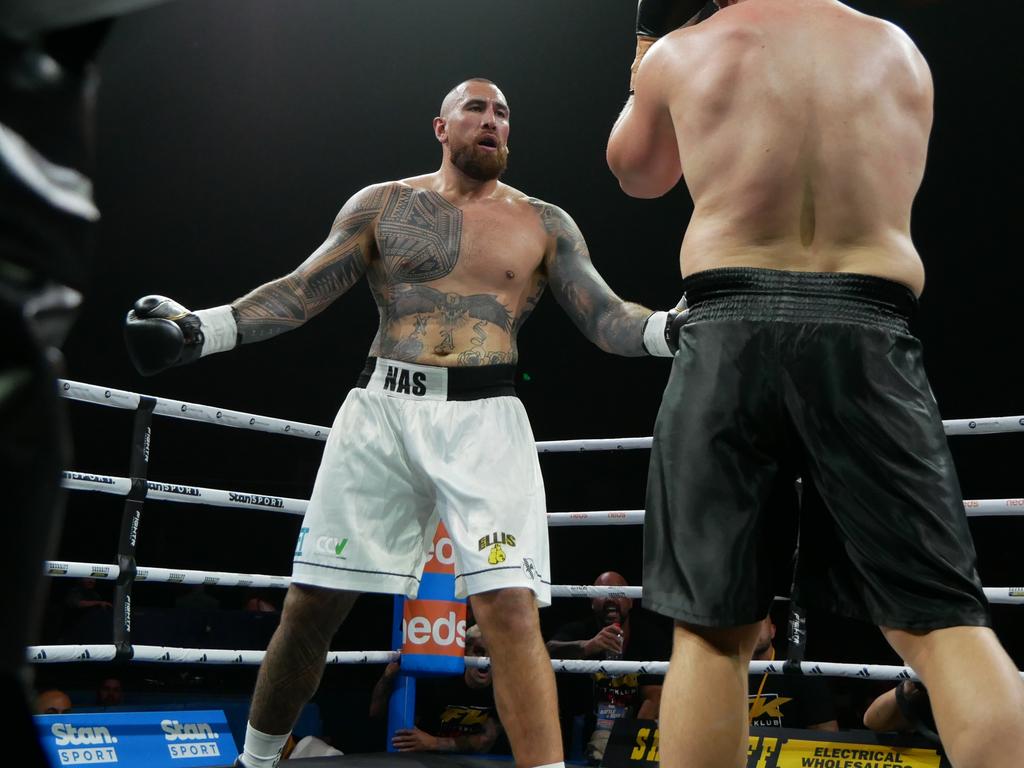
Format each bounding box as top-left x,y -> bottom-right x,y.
35,709 -> 237,767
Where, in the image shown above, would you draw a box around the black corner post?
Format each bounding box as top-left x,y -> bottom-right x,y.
113,395 -> 155,661
783,599 -> 807,674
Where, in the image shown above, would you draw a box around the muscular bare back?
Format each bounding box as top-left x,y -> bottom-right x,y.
629,0 -> 933,294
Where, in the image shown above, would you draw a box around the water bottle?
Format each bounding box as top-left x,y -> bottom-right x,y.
604,622 -> 623,661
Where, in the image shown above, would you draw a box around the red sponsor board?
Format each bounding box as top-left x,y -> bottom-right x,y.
401,522 -> 466,668
402,601 -> 467,657
423,522 -> 456,575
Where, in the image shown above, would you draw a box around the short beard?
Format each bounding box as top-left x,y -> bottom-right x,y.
450,142 -> 509,181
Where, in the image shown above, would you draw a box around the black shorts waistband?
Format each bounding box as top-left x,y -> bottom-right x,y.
356,357 -> 517,401
680,267 -> 917,333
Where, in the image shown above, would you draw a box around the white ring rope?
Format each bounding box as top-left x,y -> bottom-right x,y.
45,560 -> 289,589
59,380 -> 329,441
31,645 -> 1024,683
61,471 -> 1024,521
62,470 -> 308,516
42,561 -> 1024,606
28,645 -> 396,666
27,643 -> 1024,686
52,382 -> 1024,685
547,511 -> 646,526
59,379 -> 1024,448
467,656 -> 1024,682
466,657 -> 932,681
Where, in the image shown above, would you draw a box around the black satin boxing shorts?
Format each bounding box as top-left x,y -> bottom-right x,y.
642,267 -> 990,630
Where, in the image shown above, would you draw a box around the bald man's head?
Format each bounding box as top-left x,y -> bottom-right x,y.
434,78 -> 510,182
592,571 -> 633,626
439,78 -> 499,118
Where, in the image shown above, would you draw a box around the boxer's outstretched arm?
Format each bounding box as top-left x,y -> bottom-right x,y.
529,199 -> 650,357
231,183 -> 389,343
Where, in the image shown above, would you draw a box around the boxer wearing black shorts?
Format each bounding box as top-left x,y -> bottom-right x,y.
643,267 -> 989,630
607,0 -> 1024,766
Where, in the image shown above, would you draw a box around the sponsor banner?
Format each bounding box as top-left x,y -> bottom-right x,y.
402,600 -> 467,659
423,523 -> 456,575
602,720 -> 949,767
36,710 -> 236,767
400,523 -> 465,676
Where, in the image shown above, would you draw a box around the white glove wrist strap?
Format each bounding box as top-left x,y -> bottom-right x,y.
194,305 -> 238,357
643,311 -> 673,357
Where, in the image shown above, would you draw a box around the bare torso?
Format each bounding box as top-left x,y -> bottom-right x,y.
366,177 -> 548,366
231,172 -> 649,366
656,0 -> 932,294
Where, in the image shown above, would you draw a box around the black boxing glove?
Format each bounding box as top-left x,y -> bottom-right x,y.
642,295 -> 689,357
124,295 -> 238,376
631,0 -> 715,92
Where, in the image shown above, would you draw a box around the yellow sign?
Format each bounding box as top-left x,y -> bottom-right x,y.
613,724 -> 946,767
630,727 -> 660,762
765,737 -> 942,768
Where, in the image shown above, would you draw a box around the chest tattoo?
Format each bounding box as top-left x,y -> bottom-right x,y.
378,188 -> 463,283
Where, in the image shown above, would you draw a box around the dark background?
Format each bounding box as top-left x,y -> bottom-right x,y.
36,0 -> 1023,751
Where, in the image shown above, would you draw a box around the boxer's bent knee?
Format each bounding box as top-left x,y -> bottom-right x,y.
675,620 -> 761,658
281,584 -> 359,633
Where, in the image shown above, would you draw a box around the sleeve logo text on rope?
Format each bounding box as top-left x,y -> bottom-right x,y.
228,492 -> 284,508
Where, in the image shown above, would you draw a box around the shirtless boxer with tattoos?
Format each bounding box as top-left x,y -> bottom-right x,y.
124,78 -> 682,768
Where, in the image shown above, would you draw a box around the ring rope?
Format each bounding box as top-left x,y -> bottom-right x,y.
29,644 -> 1024,684
550,502 -> 1024,522
58,379 -> 1024,448
62,470 -> 308,516
61,471 -> 1024,520
467,657 -> 1024,682
28,645 -> 396,666
42,561 -> 1024,605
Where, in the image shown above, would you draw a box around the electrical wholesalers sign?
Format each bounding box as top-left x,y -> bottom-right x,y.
602,721 -> 949,768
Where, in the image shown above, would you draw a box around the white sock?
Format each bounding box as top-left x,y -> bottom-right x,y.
532,763 -> 566,768
240,722 -> 289,768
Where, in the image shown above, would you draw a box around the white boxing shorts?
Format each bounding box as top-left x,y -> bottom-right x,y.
291,357 -> 551,605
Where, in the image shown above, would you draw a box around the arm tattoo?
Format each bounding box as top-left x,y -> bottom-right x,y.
528,198 -> 650,357
232,194 -> 382,343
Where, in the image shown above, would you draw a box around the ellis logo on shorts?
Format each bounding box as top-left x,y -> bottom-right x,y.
478,532 -> 516,565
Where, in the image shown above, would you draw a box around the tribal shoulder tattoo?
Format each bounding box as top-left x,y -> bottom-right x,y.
377,186 -> 462,283
232,184 -> 389,343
